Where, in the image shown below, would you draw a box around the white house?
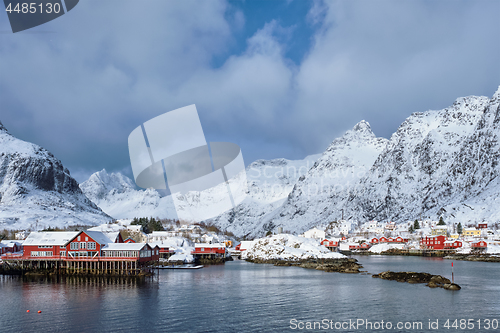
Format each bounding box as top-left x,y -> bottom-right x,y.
15,230 -> 29,240
301,227 -> 326,240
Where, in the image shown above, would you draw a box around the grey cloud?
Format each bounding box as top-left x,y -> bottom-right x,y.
0,0 -> 498,184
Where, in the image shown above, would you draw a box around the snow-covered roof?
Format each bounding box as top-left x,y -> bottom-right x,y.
194,243 -> 225,248
104,232 -> 121,242
148,241 -> 171,249
101,243 -> 149,251
0,240 -> 22,246
238,241 -> 255,250
84,231 -> 112,245
23,232 -> 80,246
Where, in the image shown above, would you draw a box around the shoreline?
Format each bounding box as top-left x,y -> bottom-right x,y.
244,258 -> 363,273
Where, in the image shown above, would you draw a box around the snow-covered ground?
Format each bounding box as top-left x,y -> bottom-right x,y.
242,234 -> 345,261
368,243 -> 406,254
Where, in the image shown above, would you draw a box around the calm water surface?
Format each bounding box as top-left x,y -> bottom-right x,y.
0,256 -> 499,332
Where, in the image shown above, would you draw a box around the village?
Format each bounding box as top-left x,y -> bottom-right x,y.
233,219 -> 500,257
1,218 -> 499,276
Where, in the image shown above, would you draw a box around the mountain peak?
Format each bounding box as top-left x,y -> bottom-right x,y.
353,120 -> 371,132
339,120 -> 376,143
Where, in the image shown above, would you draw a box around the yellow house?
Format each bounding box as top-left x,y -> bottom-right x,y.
431,226 -> 448,236
449,234 -> 460,239
463,228 -> 481,237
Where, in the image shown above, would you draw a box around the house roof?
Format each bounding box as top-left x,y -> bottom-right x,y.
104,231 -> 121,242
83,231 -> 112,245
101,243 -> 149,251
194,243 -> 225,248
238,241 -> 255,250
148,241 -> 170,249
23,232 -> 80,246
1,240 -> 22,246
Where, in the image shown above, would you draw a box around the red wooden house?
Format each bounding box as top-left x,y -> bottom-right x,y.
321,239 -> 339,251
378,236 -> 389,243
370,237 -> 379,244
471,240 -> 487,250
149,242 -> 174,259
349,242 -> 372,250
0,240 -> 23,255
420,235 -> 446,250
192,243 -> 227,259
443,240 -> 462,249
100,243 -> 159,262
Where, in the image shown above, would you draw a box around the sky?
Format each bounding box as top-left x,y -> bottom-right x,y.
0,0 -> 499,183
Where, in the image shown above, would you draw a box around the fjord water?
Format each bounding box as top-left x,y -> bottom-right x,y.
1,256 -> 498,332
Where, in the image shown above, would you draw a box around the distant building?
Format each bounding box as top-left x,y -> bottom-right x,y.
463,228 -> 481,237
301,227 -> 326,240
235,241 -> 255,252
444,240 -> 462,249
420,235 -> 446,250
320,239 -> 339,251
431,226 -> 448,236
15,231 -> 29,240
471,240 -> 487,251
191,243 -> 226,260
477,223 -> 488,230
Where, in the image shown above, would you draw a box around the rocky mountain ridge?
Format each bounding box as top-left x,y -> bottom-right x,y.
0,121 -> 110,231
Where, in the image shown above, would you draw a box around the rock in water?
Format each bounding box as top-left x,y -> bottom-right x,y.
372,271 -> 460,290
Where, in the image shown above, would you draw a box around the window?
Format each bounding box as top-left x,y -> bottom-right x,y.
60,251 -> 66,257
80,242 -> 86,249
87,242 -> 96,250
70,242 -> 78,250
85,237 -> 88,241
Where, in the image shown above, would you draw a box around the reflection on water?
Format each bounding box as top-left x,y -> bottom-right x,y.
1,257 -> 499,333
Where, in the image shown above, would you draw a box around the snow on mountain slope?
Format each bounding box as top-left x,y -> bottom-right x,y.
80,169 -> 178,220
261,121 -> 389,235
204,154 -> 320,238
82,154 -> 320,234
342,94 -> 490,223
79,87 -> 500,237
0,121 -> 111,231
421,86 -> 500,225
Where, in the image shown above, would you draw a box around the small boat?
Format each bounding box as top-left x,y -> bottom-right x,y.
158,264 -> 203,270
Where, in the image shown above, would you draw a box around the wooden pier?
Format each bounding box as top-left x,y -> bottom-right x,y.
1,258 -> 154,276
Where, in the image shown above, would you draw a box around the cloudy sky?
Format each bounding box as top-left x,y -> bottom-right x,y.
0,0 -> 499,183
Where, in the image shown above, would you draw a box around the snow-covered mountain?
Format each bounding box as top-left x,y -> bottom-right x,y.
80,87 -> 500,238
342,93 -> 491,223
262,88 -> 498,235
80,154 -> 320,227
0,121 -> 111,231
421,87 -> 500,225
80,169 -> 178,220
259,120 -> 389,235
205,154 -> 320,238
